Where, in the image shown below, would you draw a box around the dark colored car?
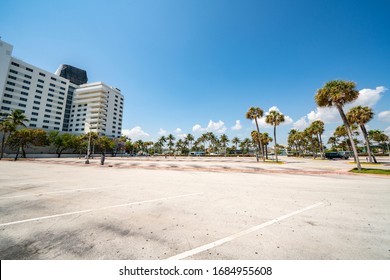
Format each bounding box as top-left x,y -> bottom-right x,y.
325,151 -> 350,160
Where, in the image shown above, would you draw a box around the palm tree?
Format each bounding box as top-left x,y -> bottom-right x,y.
0,120 -> 15,159
265,110 -> 285,162
7,109 -> 29,128
368,130 -> 389,155
315,80 -> 361,170
157,136 -> 166,154
232,137 -> 240,151
347,106 -> 377,163
0,109 -> 29,159
246,107 -> 265,161
167,134 -> 176,154
219,134 -> 229,156
261,132 -> 273,159
327,136 -> 338,151
199,133 -> 208,154
184,133 -> 194,153
310,120 -> 325,159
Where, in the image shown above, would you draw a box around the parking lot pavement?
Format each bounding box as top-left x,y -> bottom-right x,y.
0,159 -> 389,260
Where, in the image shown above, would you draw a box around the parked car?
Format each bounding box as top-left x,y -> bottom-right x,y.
325,151 -> 350,159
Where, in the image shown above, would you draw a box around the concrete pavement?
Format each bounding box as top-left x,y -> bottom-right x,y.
0,157 -> 389,259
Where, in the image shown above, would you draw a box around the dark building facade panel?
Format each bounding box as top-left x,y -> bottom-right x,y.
57,64 -> 88,85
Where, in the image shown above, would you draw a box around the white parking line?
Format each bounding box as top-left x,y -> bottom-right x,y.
0,186 -> 118,200
0,192 -> 203,227
167,202 -> 324,260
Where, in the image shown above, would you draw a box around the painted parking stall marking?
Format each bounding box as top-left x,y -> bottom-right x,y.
167,202 -> 324,260
0,192 -> 204,227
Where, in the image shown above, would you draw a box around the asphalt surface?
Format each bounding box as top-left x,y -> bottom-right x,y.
0,156 -> 389,260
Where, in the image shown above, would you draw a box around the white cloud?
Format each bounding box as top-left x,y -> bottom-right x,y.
255,106 -> 293,128
122,126 -> 150,140
207,120 -> 227,133
293,117 -> 309,130
378,111 -> 390,123
352,86 -> 387,107
231,120 -> 242,131
192,124 -> 205,133
192,120 -> 227,133
175,128 -> 182,133
307,106 -> 339,123
158,128 -> 167,136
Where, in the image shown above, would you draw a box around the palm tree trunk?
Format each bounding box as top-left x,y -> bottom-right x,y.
318,133 -> 324,159
273,125 -> 278,162
361,124 -> 377,163
0,133 -> 5,159
254,119 -> 265,161
337,105 -> 361,170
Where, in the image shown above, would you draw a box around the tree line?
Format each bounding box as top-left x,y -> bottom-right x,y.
1,80 -> 389,168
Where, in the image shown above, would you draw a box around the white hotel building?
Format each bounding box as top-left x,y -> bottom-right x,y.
0,38 -> 123,138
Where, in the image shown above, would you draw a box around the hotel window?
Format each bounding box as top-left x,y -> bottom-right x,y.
23,80 -> 31,84
33,106 -> 39,110
20,97 -> 27,102
37,84 -> 43,89
24,74 -> 32,79
10,69 -> 18,74
36,90 -> 42,93
8,75 -> 16,80
4,93 -> 12,98
26,67 -> 33,72
39,72 -> 46,77
29,124 -> 37,127
34,101 -> 40,104
32,112 -> 38,116
35,95 -> 41,99
21,92 -> 28,96
43,125 -> 49,129
38,79 -> 44,83
1,106 -> 10,110
18,103 -> 26,107
51,77 -> 57,81
6,81 -> 15,86
31,118 -> 38,121
22,86 -> 29,90
11,62 -> 20,67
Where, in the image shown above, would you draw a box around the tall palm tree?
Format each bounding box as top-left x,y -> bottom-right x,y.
261,132 -> 273,159
246,107 -> 265,161
157,136 -> 166,154
219,134 -> 229,156
315,80 -> 361,170
347,106 -> 377,163
232,137 -> 240,151
0,109 -> 29,159
265,110 -> 285,162
368,130 -> 389,155
0,120 -> 15,159
327,136 -> 338,151
310,120 -> 325,159
7,109 -> 29,128
184,133 -> 194,153
167,134 -> 176,154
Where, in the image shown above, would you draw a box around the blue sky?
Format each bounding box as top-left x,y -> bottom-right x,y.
1,0 -> 389,145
